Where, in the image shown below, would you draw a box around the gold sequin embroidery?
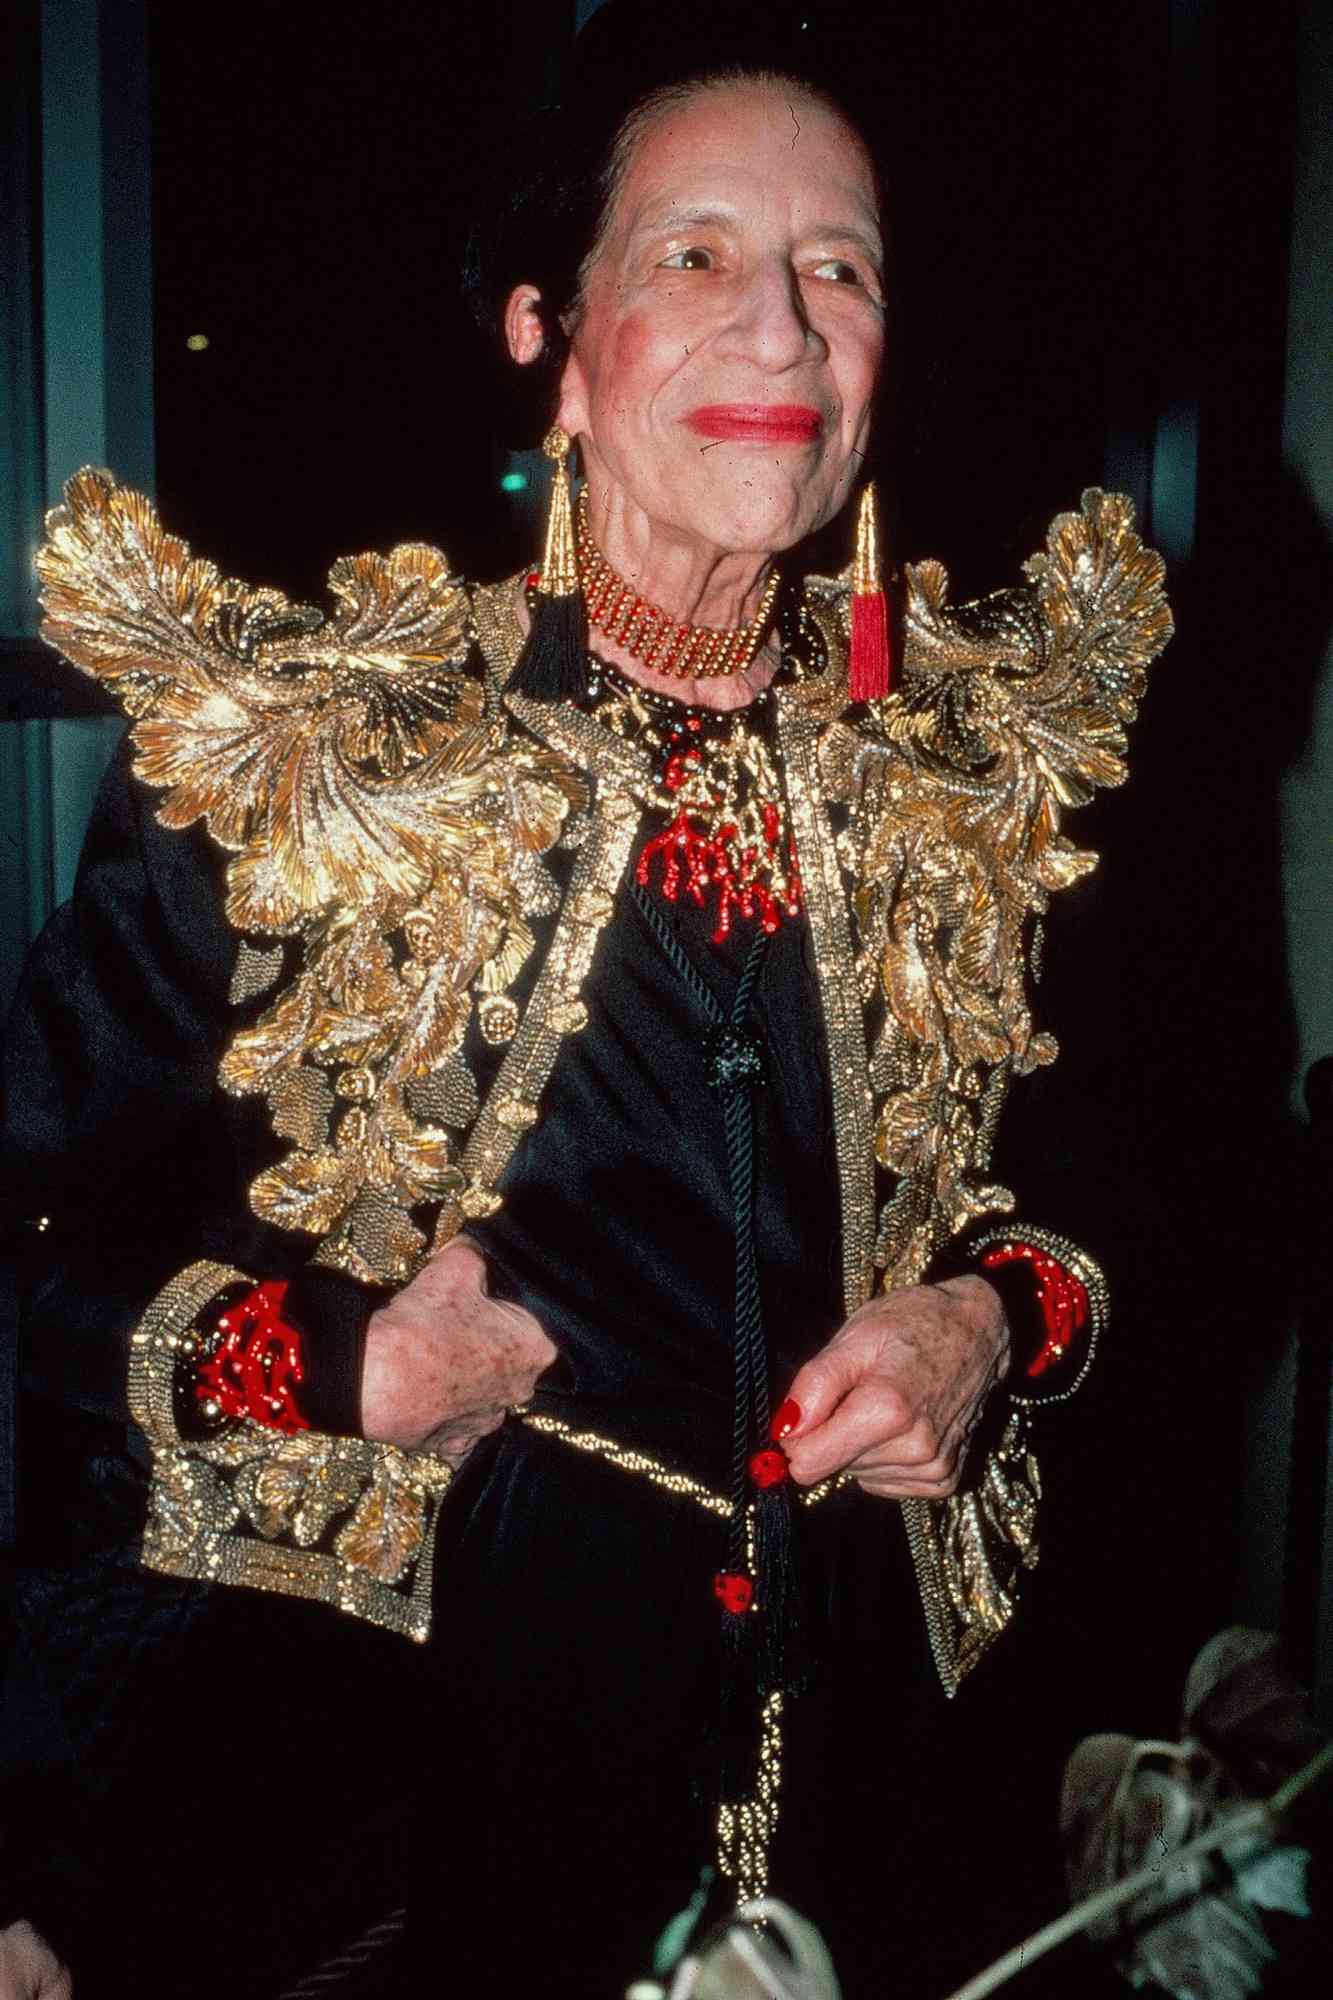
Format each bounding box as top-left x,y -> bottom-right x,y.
41,482 -> 1169,1698
129,1261 -> 451,1642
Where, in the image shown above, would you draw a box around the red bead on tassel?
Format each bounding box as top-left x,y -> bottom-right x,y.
713,1571 -> 755,1615
848,481 -> 893,703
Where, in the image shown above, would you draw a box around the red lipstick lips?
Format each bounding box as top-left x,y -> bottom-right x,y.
685,403 -> 824,444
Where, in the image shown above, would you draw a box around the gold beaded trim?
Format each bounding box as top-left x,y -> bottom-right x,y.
516,1409 -> 845,1517
518,1410 -> 733,1518
129,1260 -> 451,1643
717,1690 -> 785,1904
518,1411 -> 814,1906
773,694 -> 877,1314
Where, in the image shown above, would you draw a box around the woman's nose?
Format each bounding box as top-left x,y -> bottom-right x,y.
716,257 -> 816,373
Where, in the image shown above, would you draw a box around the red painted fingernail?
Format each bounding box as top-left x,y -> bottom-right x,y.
771,1399 -> 801,1441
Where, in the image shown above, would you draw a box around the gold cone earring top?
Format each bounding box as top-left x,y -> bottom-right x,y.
506,425 -> 588,701
538,426 -> 579,599
849,481 -> 893,702
852,479 -> 882,596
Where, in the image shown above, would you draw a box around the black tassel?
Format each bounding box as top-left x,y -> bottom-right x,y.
711,1481 -> 813,1804
717,1604 -> 762,1802
505,590 -> 591,703
507,423 -> 588,702
753,1481 -> 812,1698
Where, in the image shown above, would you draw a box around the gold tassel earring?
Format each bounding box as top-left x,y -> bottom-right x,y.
848,481 -> 893,702
506,426 -> 589,702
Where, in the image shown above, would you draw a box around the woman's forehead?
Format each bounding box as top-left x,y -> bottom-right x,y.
609,82 -> 880,244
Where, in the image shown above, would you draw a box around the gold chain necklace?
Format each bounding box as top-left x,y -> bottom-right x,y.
575,491 -> 780,682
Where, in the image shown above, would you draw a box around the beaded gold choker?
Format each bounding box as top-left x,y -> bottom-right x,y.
575,491 -> 780,681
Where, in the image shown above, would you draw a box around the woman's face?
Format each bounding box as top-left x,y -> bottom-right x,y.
557,81 -> 886,560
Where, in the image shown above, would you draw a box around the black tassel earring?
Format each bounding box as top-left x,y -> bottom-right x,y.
506,426 -> 590,702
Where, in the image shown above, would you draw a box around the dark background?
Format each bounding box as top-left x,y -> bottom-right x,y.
150,0 -> 1323,1738
149,0 -> 1168,597
12,0 -> 1330,1838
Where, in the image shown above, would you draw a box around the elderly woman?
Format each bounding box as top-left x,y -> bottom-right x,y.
0,12 -> 1170,1999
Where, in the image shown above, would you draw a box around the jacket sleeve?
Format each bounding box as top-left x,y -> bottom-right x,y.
0,743 -> 432,1972
6,741 -> 451,1653
2,740 -> 376,1481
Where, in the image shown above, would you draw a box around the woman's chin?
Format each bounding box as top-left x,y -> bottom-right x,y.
668,489 -> 824,561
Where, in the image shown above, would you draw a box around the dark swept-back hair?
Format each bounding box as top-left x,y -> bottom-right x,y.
461,0 -> 896,455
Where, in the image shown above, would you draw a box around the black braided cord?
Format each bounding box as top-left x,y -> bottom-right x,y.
630,883 -> 770,1568
630,879 -> 727,1022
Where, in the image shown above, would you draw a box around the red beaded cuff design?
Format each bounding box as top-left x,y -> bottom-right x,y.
972,1226 -> 1107,1404
195,1279 -> 311,1433
980,1241 -> 1088,1379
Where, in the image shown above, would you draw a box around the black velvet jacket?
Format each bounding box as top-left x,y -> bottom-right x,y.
0,471 -> 1175,1683
0,472 -> 1173,1983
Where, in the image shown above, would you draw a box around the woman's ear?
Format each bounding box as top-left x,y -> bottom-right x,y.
504,285 -> 547,366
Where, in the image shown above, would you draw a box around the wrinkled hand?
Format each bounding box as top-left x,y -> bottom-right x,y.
0,1923 -> 71,2000
361,1237 -> 556,1464
782,1276 -> 1009,1499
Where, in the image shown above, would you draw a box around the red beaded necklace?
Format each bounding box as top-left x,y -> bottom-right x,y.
583,659 -> 805,944
575,491 -> 780,681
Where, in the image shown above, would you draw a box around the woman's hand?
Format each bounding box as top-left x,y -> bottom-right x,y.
0,1923 -> 71,2000
781,1277 -> 1009,1499
360,1238 -> 556,1465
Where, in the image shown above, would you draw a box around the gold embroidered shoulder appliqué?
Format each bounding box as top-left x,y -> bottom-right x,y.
38,468 -> 587,1285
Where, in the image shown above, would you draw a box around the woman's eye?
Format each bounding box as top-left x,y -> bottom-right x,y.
660,247 -> 714,272
810,259 -> 864,286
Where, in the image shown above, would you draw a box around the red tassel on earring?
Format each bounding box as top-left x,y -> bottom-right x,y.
849,482 -> 893,703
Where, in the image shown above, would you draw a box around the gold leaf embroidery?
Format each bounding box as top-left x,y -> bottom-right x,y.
406,1052 -> 480,1129
268,1069 -> 335,1150
937,1412 -> 1043,1677
150,1450 -> 240,1557
334,1463 -> 429,1584
37,472 -> 587,1285
236,1434 -> 364,1545
836,489 -> 1171,1289
228,940 -> 285,1006
804,496 -> 1169,1685
57,482 -> 1162,1682
129,1265 -> 452,1642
